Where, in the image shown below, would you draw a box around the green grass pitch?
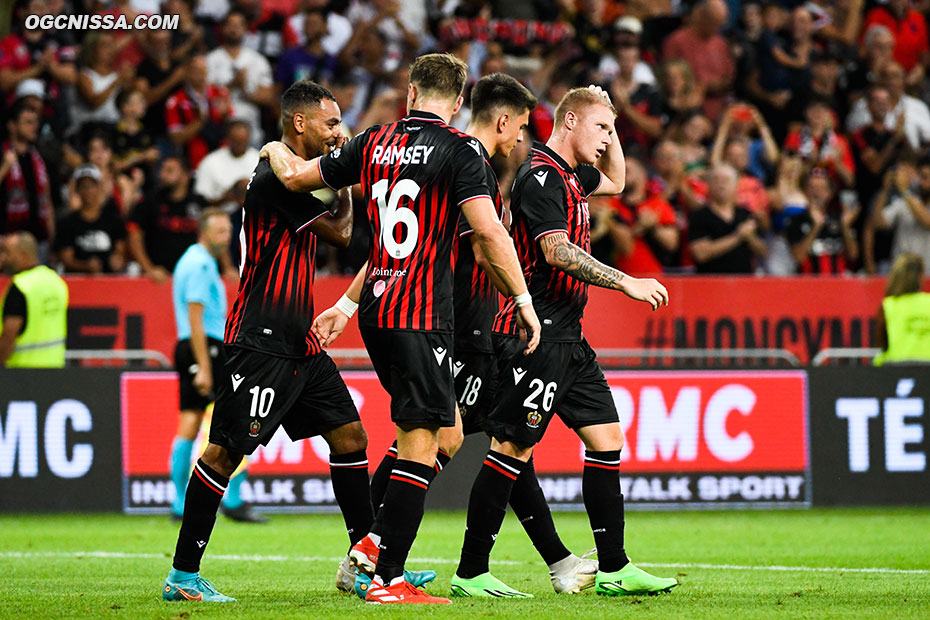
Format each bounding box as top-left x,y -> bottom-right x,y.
2,508 -> 928,619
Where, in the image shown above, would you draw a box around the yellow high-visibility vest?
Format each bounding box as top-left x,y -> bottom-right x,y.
2,265 -> 68,367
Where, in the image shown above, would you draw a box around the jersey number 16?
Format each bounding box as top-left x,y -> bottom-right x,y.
372,179 -> 420,260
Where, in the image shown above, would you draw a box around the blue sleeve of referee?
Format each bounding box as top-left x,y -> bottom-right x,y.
182,259 -> 213,307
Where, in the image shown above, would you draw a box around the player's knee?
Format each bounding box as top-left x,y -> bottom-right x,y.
325,421 -> 369,455
201,443 -> 243,477
438,426 -> 464,457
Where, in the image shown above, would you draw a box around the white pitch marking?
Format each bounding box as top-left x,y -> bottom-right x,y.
1,552 -> 927,575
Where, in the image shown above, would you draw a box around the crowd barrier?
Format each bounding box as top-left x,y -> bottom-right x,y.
3,275 -> 920,366
2,366 -> 927,512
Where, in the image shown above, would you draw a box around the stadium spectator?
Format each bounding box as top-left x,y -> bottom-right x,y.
162,0 -> 207,63
846,62 -> 930,152
232,0 -> 290,63
710,103 -> 779,184
68,133 -> 142,216
134,29 -> 186,145
874,253 -> 930,365
608,41 -> 664,155
165,55 -> 232,170
206,11 -> 276,146
275,8 -> 339,90
284,2 -> 354,56
128,156 -> 207,281
55,165 -> 128,275
860,0 -> 929,84
850,85 -> 910,213
787,168 -> 859,274
689,164 -> 767,273
657,59 -> 705,130
808,0 -> 864,49
0,231 -> 68,368
0,0 -> 77,133
194,120 -> 259,213
73,32 -> 134,138
662,0 -> 734,120
648,139 -> 704,213
673,111 -> 714,174
766,154 -> 808,275
784,95 -> 855,188
1,102 -> 53,248
871,159 -> 930,270
613,156 -> 680,274
713,136 -> 772,230
787,50 -> 848,129
847,24 -> 896,97
346,0 -> 420,73
338,27 -> 396,131
96,0 -> 145,68
597,17 -> 657,86
112,89 -> 161,179
755,6 -> 815,103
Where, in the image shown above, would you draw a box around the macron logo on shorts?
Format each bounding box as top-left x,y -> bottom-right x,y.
513,367 -> 527,385
433,347 -> 447,366
453,361 -> 464,377
231,373 -> 245,392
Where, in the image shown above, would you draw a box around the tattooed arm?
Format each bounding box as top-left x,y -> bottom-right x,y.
539,232 -> 669,310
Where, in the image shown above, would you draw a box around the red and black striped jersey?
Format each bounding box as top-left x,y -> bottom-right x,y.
493,142 -> 602,340
454,141 -> 505,354
224,158 -> 328,358
318,110 -> 491,332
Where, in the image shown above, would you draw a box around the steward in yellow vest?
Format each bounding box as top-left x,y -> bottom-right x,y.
1,232 -> 68,367
875,253 -> 930,365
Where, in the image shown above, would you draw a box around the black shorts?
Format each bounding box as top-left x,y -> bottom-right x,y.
453,348 -> 498,436
175,337 -> 226,411
360,327 -> 456,427
209,346 -> 360,455
484,335 -> 619,447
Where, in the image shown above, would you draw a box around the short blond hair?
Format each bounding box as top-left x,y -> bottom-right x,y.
409,53 -> 468,101
553,87 -> 617,129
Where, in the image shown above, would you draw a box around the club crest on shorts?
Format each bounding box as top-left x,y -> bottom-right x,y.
526,410 -> 542,429
249,420 -> 261,437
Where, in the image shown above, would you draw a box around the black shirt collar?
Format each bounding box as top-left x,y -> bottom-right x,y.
404,109 -> 445,123
531,141 -> 572,173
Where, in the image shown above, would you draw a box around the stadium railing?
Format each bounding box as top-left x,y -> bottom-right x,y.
811,348 -> 882,366
65,349 -> 171,368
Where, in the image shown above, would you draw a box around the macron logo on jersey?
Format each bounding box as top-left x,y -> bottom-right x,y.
513,367 -> 527,385
231,374 -> 245,392
534,170 -> 549,187
433,347 -> 448,366
468,139 -> 482,155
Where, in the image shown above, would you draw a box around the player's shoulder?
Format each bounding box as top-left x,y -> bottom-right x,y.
516,159 -> 565,195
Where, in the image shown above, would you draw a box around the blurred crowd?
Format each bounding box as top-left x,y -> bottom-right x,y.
1,0 -> 929,279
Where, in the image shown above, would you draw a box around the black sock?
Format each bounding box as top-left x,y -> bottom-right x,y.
372,459 -> 436,584
583,450 -> 629,572
457,450 -> 526,579
509,457 -> 571,566
369,441 -> 397,513
434,447 -> 452,474
330,450 -> 374,547
172,459 -> 228,573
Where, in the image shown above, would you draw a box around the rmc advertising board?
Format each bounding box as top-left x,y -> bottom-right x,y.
120,370 -> 811,512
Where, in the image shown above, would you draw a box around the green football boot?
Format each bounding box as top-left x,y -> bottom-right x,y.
449,573 -> 533,598
595,562 -> 678,596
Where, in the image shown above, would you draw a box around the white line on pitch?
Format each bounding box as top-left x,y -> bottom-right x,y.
2,551 -> 927,575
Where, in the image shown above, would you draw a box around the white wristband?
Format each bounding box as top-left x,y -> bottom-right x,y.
514,292 -> 532,307
335,294 -> 358,318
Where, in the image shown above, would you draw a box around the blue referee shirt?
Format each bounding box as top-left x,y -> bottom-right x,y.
172,243 -> 227,341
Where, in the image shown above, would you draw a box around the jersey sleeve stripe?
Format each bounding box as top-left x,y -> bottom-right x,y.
588,169 -> 604,197
294,210 -> 328,233
458,194 -> 492,206
534,228 -> 569,241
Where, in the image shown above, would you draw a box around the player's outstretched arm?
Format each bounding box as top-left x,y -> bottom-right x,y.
259,141 -> 326,193
539,232 -> 668,310
312,260 -> 367,347
462,197 -> 541,354
587,84 -> 626,196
